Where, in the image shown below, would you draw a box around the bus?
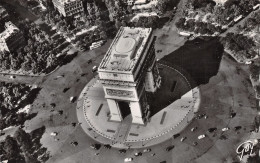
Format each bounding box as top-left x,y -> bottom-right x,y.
89,40 -> 105,50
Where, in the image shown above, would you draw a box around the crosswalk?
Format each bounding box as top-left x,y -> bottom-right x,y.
114,116 -> 132,144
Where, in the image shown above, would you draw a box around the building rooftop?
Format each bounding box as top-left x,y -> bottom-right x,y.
99,27 -> 152,73
134,0 -> 147,5
0,22 -> 19,40
54,0 -> 80,5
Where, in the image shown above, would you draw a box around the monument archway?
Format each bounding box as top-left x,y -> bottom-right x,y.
117,100 -> 131,119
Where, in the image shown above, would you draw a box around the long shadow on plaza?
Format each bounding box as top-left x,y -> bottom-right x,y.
149,37 -> 224,116
160,37 -> 224,87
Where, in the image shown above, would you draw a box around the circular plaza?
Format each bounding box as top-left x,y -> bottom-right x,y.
77,64 -> 201,148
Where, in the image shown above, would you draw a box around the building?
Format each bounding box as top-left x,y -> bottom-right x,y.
131,0 -> 158,11
52,0 -> 84,17
213,0 -> 228,4
126,0 -> 148,6
0,21 -> 25,52
98,27 -> 161,125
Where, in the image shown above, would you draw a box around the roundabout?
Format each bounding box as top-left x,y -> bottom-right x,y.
76,63 -> 201,148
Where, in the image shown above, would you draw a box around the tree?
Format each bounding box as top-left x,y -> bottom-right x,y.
13,127 -> 32,152
250,64 -> 260,79
115,19 -> 121,29
247,154 -> 260,163
205,3 -> 214,13
191,0 -> 215,9
0,119 -> 6,130
4,135 -> 25,163
100,31 -> 108,40
21,61 -> 32,72
176,18 -> 186,29
24,152 -> 40,163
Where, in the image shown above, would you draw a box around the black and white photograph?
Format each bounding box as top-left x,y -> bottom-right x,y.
0,0 -> 260,163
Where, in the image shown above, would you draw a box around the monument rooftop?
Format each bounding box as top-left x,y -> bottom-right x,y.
98,27 -> 152,74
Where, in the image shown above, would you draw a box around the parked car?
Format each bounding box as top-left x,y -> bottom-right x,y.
245,61 -> 252,65
166,145 -> 174,151
50,132 -> 58,136
90,144 -> 101,150
198,134 -> 206,139
181,137 -> 187,142
87,59 -> 92,64
70,96 -> 77,103
119,149 -> 126,153
234,126 -> 242,131
58,110 -> 63,115
50,103 -> 56,108
193,142 -> 198,146
173,133 -> 180,139
10,75 -> 16,79
191,127 -> 197,132
134,152 -> 142,157
104,144 -> 112,149
70,141 -> 78,146
230,112 -> 236,118
124,158 -> 133,162
222,127 -> 230,131
208,128 -> 217,133
196,113 -> 206,119
143,148 -> 151,153
92,66 -> 98,73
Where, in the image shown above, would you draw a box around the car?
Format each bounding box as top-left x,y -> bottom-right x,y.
198,134 -> 206,139
92,66 -> 98,73
70,141 -> 78,146
172,133 -> 180,139
9,75 -> 16,79
196,113 -> 205,119
193,142 -> 198,146
0,132 -> 5,136
70,96 -> 77,103
245,61 -> 252,65
143,148 -> 151,153
181,137 -> 187,142
104,144 -> 112,149
50,103 -> 56,108
90,144 -> 101,150
166,145 -> 174,151
230,112 -> 236,118
222,127 -> 230,131
71,123 -> 77,127
234,126 -> 242,131
208,128 -> 217,133
50,132 -> 58,136
79,47 -> 86,51
87,59 -> 92,64
58,110 -> 63,115
63,87 -> 70,93
119,149 -> 126,153
134,152 -> 142,157
56,75 -> 64,79
191,127 -> 197,132
124,158 -> 133,162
